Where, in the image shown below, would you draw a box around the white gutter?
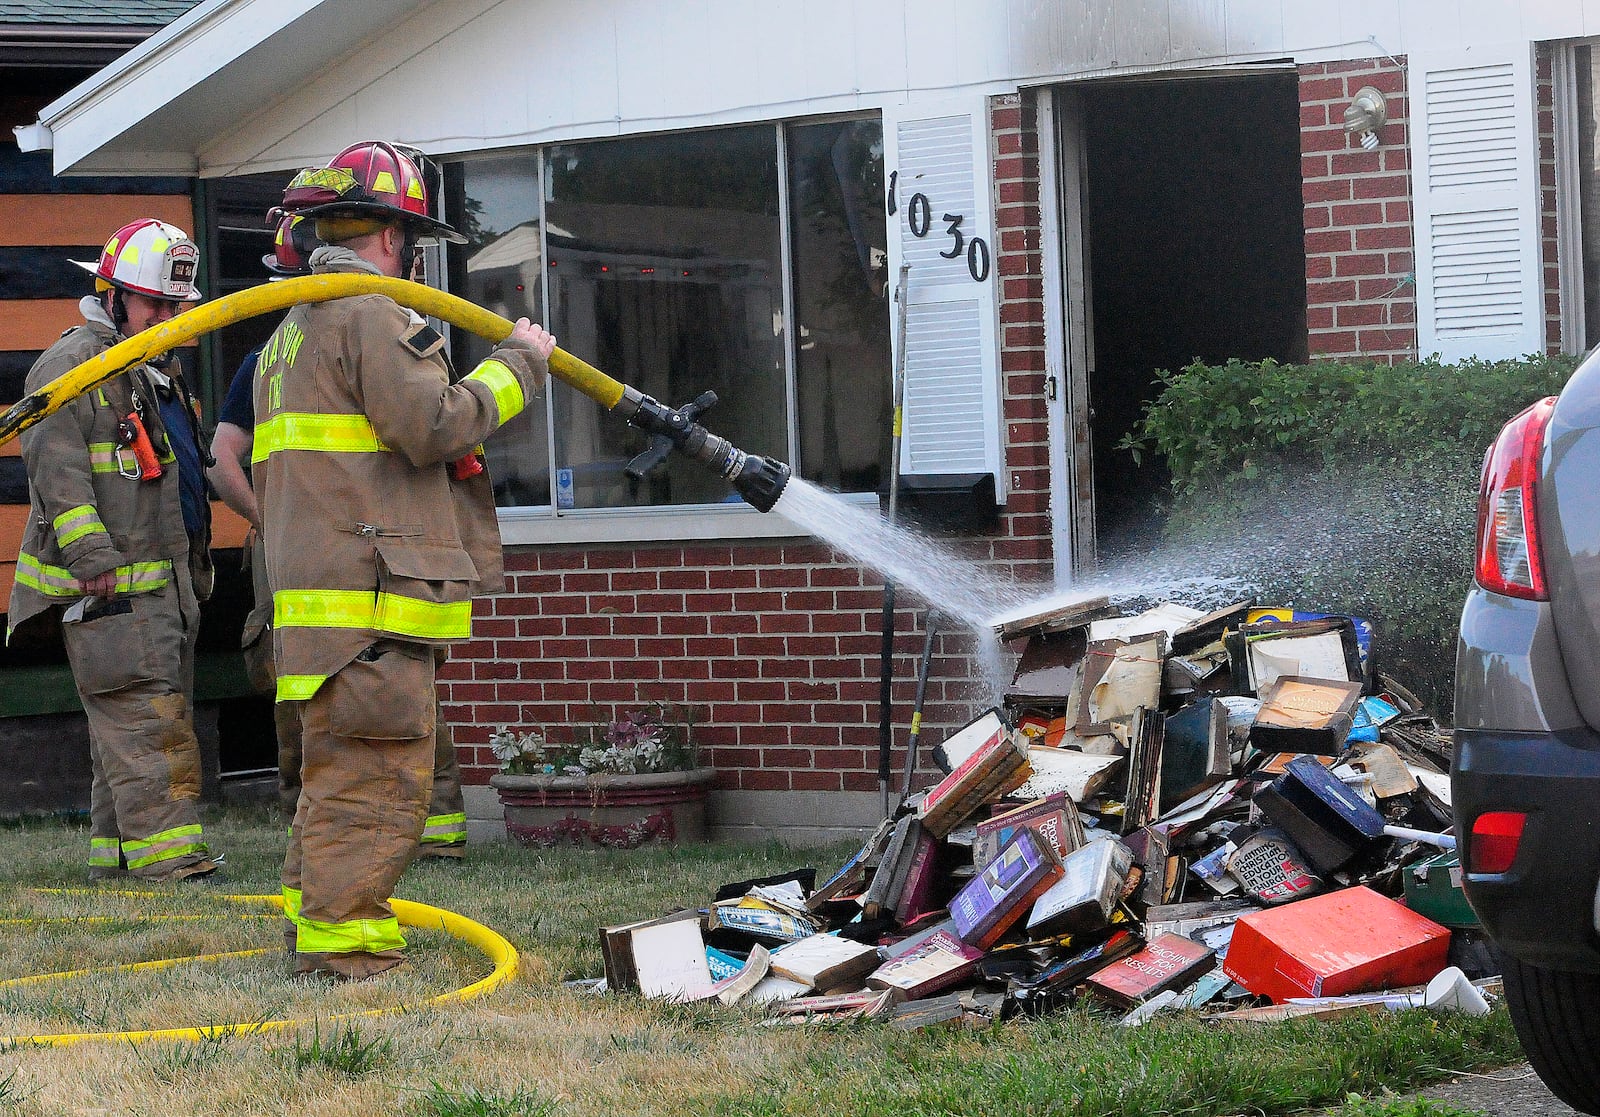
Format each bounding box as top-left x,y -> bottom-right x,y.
14,122 -> 52,152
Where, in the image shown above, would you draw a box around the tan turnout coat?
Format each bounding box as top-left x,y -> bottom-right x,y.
250,255 -> 543,699
8,303 -> 189,635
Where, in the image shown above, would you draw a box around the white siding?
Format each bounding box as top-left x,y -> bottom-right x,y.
47,0 -> 1600,177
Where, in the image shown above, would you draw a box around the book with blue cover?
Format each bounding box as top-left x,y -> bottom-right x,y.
950,827 -> 1064,950
1254,753 -> 1386,874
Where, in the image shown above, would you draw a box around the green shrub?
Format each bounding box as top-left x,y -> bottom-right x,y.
1117,353 -> 1579,713
1120,354 -> 1576,495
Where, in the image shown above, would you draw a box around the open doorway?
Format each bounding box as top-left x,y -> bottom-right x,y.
1059,73 -> 1307,561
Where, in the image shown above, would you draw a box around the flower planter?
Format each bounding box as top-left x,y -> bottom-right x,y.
490,767 -> 717,849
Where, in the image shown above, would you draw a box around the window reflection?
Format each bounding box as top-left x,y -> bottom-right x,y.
545,127 -> 786,509
446,156 -> 550,507
443,118 -> 890,515
788,118 -> 891,492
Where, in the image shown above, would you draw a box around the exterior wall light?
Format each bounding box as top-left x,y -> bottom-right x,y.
1344,86 -> 1388,151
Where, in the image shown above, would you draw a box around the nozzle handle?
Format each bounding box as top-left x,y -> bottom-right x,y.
624,390 -> 719,480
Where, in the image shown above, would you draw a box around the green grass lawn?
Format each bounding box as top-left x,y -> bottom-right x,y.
0,804 -> 1519,1117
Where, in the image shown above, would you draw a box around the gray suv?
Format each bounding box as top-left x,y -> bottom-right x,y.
1455,358 -> 1600,1115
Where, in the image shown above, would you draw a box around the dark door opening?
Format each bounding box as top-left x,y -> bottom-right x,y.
1076,73 -> 1307,558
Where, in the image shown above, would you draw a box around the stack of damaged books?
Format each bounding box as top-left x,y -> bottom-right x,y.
595,596 -> 1488,1028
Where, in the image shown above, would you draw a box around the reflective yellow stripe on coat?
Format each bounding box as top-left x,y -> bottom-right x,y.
251,411 -> 389,464
273,589 -> 471,641
52,504 -> 107,548
15,555 -> 171,597
87,442 -> 122,474
463,359 -> 525,425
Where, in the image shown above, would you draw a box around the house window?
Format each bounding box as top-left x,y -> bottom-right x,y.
202,171 -> 293,416
790,119 -> 892,493
446,117 -> 889,518
443,154 -> 548,508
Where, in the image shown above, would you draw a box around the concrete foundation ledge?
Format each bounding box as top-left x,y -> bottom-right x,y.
465,785 -> 881,848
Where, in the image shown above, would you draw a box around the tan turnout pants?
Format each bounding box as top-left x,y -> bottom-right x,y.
65,573 -> 211,880
278,694 -> 465,858
282,640 -> 434,979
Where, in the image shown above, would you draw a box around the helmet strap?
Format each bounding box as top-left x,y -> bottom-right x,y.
105,288 -> 129,332
398,224 -> 422,281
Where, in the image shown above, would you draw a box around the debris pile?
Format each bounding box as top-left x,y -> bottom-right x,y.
595,599 -> 1494,1028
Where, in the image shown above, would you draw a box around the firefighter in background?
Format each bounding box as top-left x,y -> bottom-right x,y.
207,212 -> 314,815
209,211 -> 472,860
258,141 -> 551,980
7,219 -> 219,882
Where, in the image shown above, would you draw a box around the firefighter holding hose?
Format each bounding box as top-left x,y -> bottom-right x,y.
7,219 -> 219,883
256,141 -> 552,981
210,211 -> 473,865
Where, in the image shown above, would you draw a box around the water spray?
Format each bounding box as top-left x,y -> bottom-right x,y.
0,274 -> 792,510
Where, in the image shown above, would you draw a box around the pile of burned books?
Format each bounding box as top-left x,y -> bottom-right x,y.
596,597 -> 1487,1027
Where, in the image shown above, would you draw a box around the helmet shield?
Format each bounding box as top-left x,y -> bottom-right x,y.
280,141 -> 465,243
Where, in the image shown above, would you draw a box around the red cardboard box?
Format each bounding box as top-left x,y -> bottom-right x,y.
1222,886 -> 1451,1003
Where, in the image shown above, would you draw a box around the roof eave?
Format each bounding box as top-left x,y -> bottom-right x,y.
35,0 -> 331,177
36,0 -> 228,125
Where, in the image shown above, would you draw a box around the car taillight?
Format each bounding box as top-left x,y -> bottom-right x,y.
1469,810 -> 1527,874
1475,396 -> 1556,600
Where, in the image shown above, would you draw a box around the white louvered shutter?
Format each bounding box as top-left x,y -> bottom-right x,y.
1412,45 -> 1544,362
882,97 -> 1003,500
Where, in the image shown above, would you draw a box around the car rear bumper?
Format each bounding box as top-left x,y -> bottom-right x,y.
1455,586 -> 1600,971
1454,726 -> 1600,972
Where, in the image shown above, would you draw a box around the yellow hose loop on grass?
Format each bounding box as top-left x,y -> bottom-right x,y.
0,949 -> 274,988
0,274 -> 627,449
0,893 -> 520,1048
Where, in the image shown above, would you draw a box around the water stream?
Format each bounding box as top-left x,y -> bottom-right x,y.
770,478 -> 1040,629
770,479 -> 1090,701
769,478 -> 1255,702
769,467 -> 1467,708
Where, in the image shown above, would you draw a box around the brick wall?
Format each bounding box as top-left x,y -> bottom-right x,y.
1299,58 -> 1417,363
991,91 -> 1054,570
1537,43 -> 1562,354
1300,52 -> 1564,362
444,530 -> 1043,801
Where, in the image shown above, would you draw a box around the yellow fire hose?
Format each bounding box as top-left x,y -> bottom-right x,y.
0,273 -> 791,509
1,892 -> 520,1048
0,274 -> 622,450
